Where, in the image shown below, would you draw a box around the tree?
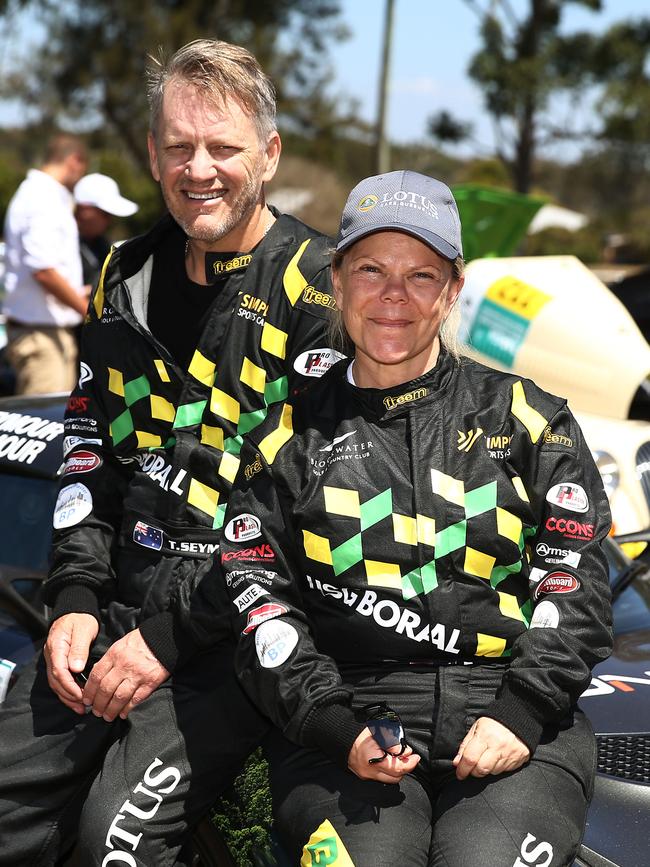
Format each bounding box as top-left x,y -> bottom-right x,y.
0,0 -> 347,174
429,0 -> 650,194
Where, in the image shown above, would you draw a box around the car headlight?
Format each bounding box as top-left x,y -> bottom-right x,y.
592,450 -> 620,498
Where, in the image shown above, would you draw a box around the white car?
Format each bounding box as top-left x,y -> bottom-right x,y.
459,255 -> 650,534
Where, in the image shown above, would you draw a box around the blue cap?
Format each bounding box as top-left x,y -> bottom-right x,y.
336,170 -> 463,260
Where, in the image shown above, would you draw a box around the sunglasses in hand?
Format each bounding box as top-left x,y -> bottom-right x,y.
362,702 -> 412,765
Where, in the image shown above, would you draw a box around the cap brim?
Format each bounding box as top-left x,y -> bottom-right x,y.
336,224 -> 459,260
100,196 -> 138,217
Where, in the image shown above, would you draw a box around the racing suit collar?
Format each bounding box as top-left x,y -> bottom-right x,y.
338,348 -> 458,421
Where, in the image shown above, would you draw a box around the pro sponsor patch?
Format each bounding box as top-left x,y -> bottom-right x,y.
63,449 -> 102,475
546,483 -> 589,513
224,513 -> 261,543
293,347 -> 344,378
530,600 -> 560,629
232,583 -> 269,613
255,619 -> 299,668
243,602 -> 288,634
534,571 -> 580,600
53,483 -> 93,528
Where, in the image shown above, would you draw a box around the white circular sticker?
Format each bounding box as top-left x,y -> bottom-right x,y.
530,600 -> 560,629
293,347 -> 345,378
255,620 -> 298,668
53,482 -> 93,529
224,513 -> 261,543
545,483 -> 589,513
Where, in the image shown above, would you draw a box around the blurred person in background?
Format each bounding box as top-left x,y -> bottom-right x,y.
0,38 -> 336,867
74,172 -> 139,288
2,133 -> 90,394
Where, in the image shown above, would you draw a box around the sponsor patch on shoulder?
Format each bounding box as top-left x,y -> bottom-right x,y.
255,619 -> 299,668
224,513 -> 261,543
546,483 -> 588,513
53,483 -> 93,528
530,600 -> 560,629
294,347 -> 344,378
62,436 -> 102,456
63,449 -> 102,475
232,583 -> 269,613
243,602 -> 288,635
534,571 -> 580,600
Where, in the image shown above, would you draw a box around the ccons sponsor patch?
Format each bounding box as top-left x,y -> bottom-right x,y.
545,517 -> 593,540
255,619 -> 299,668
222,543 -> 275,563
53,483 -> 93,528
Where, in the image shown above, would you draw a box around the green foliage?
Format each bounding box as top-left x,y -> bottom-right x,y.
0,0 -> 347,173
211,749 -> 274,867
433,1 -> 650,196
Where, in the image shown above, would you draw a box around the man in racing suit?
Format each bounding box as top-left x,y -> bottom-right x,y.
219,350 -> 613,865
0,39 -> 338,866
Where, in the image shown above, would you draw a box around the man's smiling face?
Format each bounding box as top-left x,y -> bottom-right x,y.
148,79 -> 279,250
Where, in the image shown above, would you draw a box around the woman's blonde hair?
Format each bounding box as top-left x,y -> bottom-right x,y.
329,248 -> 465,359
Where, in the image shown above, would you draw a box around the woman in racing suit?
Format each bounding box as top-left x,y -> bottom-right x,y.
219,171 -> 613,866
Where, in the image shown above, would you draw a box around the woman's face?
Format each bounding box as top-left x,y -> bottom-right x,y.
332,231 -> 463,389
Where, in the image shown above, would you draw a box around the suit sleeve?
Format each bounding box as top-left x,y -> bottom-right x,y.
220,426 -> 364,766
483,399 -> 613,751
43,273 -> 133,625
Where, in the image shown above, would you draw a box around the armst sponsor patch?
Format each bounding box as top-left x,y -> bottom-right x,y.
53,483 -> 93,528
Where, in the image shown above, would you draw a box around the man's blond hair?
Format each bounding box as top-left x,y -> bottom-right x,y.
147,39 -> 277,142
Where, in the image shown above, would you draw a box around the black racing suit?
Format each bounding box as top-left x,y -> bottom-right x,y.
0,212 -> 338,867
219,352 -> 614,866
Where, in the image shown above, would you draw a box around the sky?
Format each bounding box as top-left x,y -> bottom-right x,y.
0,0 -> 647,160
328,0 -> 648,157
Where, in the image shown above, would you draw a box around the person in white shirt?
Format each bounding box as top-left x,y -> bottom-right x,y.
3,134 -> 89,394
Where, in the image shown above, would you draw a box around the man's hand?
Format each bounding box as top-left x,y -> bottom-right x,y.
347,727 -> 420,783
453,716 -> 530,780
44,613 -> 99,713
82,628 -> 170,722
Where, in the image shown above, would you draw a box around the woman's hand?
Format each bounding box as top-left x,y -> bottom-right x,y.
347,727 -> 420,783
453,717 -> 530,780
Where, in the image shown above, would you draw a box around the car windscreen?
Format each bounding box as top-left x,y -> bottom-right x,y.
0,474 -> 58,572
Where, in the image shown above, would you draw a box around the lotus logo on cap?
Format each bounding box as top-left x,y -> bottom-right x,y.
358,194 -> 378,212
